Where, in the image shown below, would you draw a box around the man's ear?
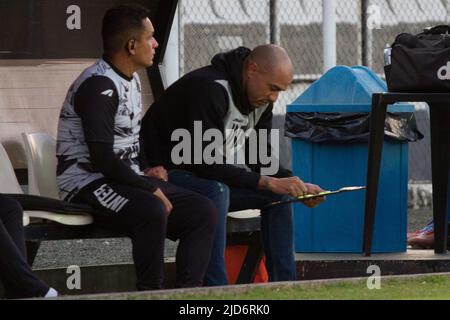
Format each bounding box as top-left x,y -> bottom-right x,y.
126,39 -> 136,55
246,61 -> 259,78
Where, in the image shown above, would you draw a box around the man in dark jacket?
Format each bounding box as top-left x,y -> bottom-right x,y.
141,45 -> 325,285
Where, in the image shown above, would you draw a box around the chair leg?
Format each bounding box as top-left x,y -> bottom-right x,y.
430,104 -> 450,254
363,94 -> 388,256
25,240 -> 41,266
235,231 -> 264,284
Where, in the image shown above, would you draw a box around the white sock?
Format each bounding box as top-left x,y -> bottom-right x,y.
44,288 -> 58,298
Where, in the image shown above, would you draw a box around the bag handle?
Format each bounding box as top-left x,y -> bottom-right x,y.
422,25 -> 450,35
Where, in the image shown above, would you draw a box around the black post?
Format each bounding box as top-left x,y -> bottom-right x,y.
146,0 -> 179,100
363,93 -> 388,256
429,104 -> 450,253
269,0 -> 278,44
361,0 -> 369,66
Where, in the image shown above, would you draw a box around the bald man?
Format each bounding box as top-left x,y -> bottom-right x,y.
141,45 -> 325,286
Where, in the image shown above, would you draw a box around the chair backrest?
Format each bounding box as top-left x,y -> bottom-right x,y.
1,143 -> 92,226
22,133 -> 59,199
0,144 -> 24,194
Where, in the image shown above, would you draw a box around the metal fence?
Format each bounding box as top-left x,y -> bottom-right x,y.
176,0 -> 447,181
178,0 -> 450,104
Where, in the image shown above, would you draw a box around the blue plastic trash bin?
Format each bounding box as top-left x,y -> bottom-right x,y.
287,66 -> 414,253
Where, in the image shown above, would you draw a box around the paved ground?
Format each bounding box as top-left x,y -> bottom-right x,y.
296,249 -> 450,261
408,208 -> 432,232
32,208 -> 433,269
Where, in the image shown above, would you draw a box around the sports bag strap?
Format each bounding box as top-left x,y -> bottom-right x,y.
422,25 -> 450,35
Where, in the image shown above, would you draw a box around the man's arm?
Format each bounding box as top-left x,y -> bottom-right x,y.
74,76 -> 157,193
252,106 -> 325,207
257,175 -> 325,208
248,105 -> 293,178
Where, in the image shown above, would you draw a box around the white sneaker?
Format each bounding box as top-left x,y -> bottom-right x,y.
44,288 -> 58,298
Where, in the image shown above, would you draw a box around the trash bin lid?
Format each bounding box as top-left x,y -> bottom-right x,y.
288,66 -> 414,113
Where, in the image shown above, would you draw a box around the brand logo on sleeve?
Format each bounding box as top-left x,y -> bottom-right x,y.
101,89 -> 114,97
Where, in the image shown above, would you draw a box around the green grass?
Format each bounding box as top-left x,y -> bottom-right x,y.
156,275 -> 450,300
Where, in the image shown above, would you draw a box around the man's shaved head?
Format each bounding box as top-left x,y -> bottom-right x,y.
246,44 -> 294,76
243,44 -> 294,108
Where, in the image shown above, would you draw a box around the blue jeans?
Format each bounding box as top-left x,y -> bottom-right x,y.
168,170 -> 296,285
169,170 -> 230,286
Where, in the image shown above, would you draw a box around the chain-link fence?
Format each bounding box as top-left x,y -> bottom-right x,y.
178,0 -> 450,100
177,0 -> 449,181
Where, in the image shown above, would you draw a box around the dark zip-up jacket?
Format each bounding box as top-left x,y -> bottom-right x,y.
141,47 -> 292,189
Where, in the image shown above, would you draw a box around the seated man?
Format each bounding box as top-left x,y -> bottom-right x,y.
141,44 -> 325,286
56,4 -> 217,290
0,194 -> 57,299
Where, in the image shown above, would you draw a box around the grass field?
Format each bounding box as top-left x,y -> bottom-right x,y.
120,275 -> 450,300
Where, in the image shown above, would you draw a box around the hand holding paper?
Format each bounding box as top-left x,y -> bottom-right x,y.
266,186 -> 366,208
298,186 -> 366,200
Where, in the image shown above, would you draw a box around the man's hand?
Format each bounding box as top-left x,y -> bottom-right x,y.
302,183 -> 326,208
153,188 -> 173,215
258,176 -> 326,208
144,166 -> 168,182
259,176 -> 308,197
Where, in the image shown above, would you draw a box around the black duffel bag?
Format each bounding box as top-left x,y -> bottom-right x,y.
385,25 -> 450,92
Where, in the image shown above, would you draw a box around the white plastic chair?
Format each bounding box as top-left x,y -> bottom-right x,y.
22,213 -> 30,226
22,132 -> 59,199
0,143 -> 93,226
227,209 -> 260,219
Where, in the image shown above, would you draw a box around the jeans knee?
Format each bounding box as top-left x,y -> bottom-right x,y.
206,182 -> 229,220
208,182 -> 230,203
132,196 -> 168,227
217,182 -> 230,199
